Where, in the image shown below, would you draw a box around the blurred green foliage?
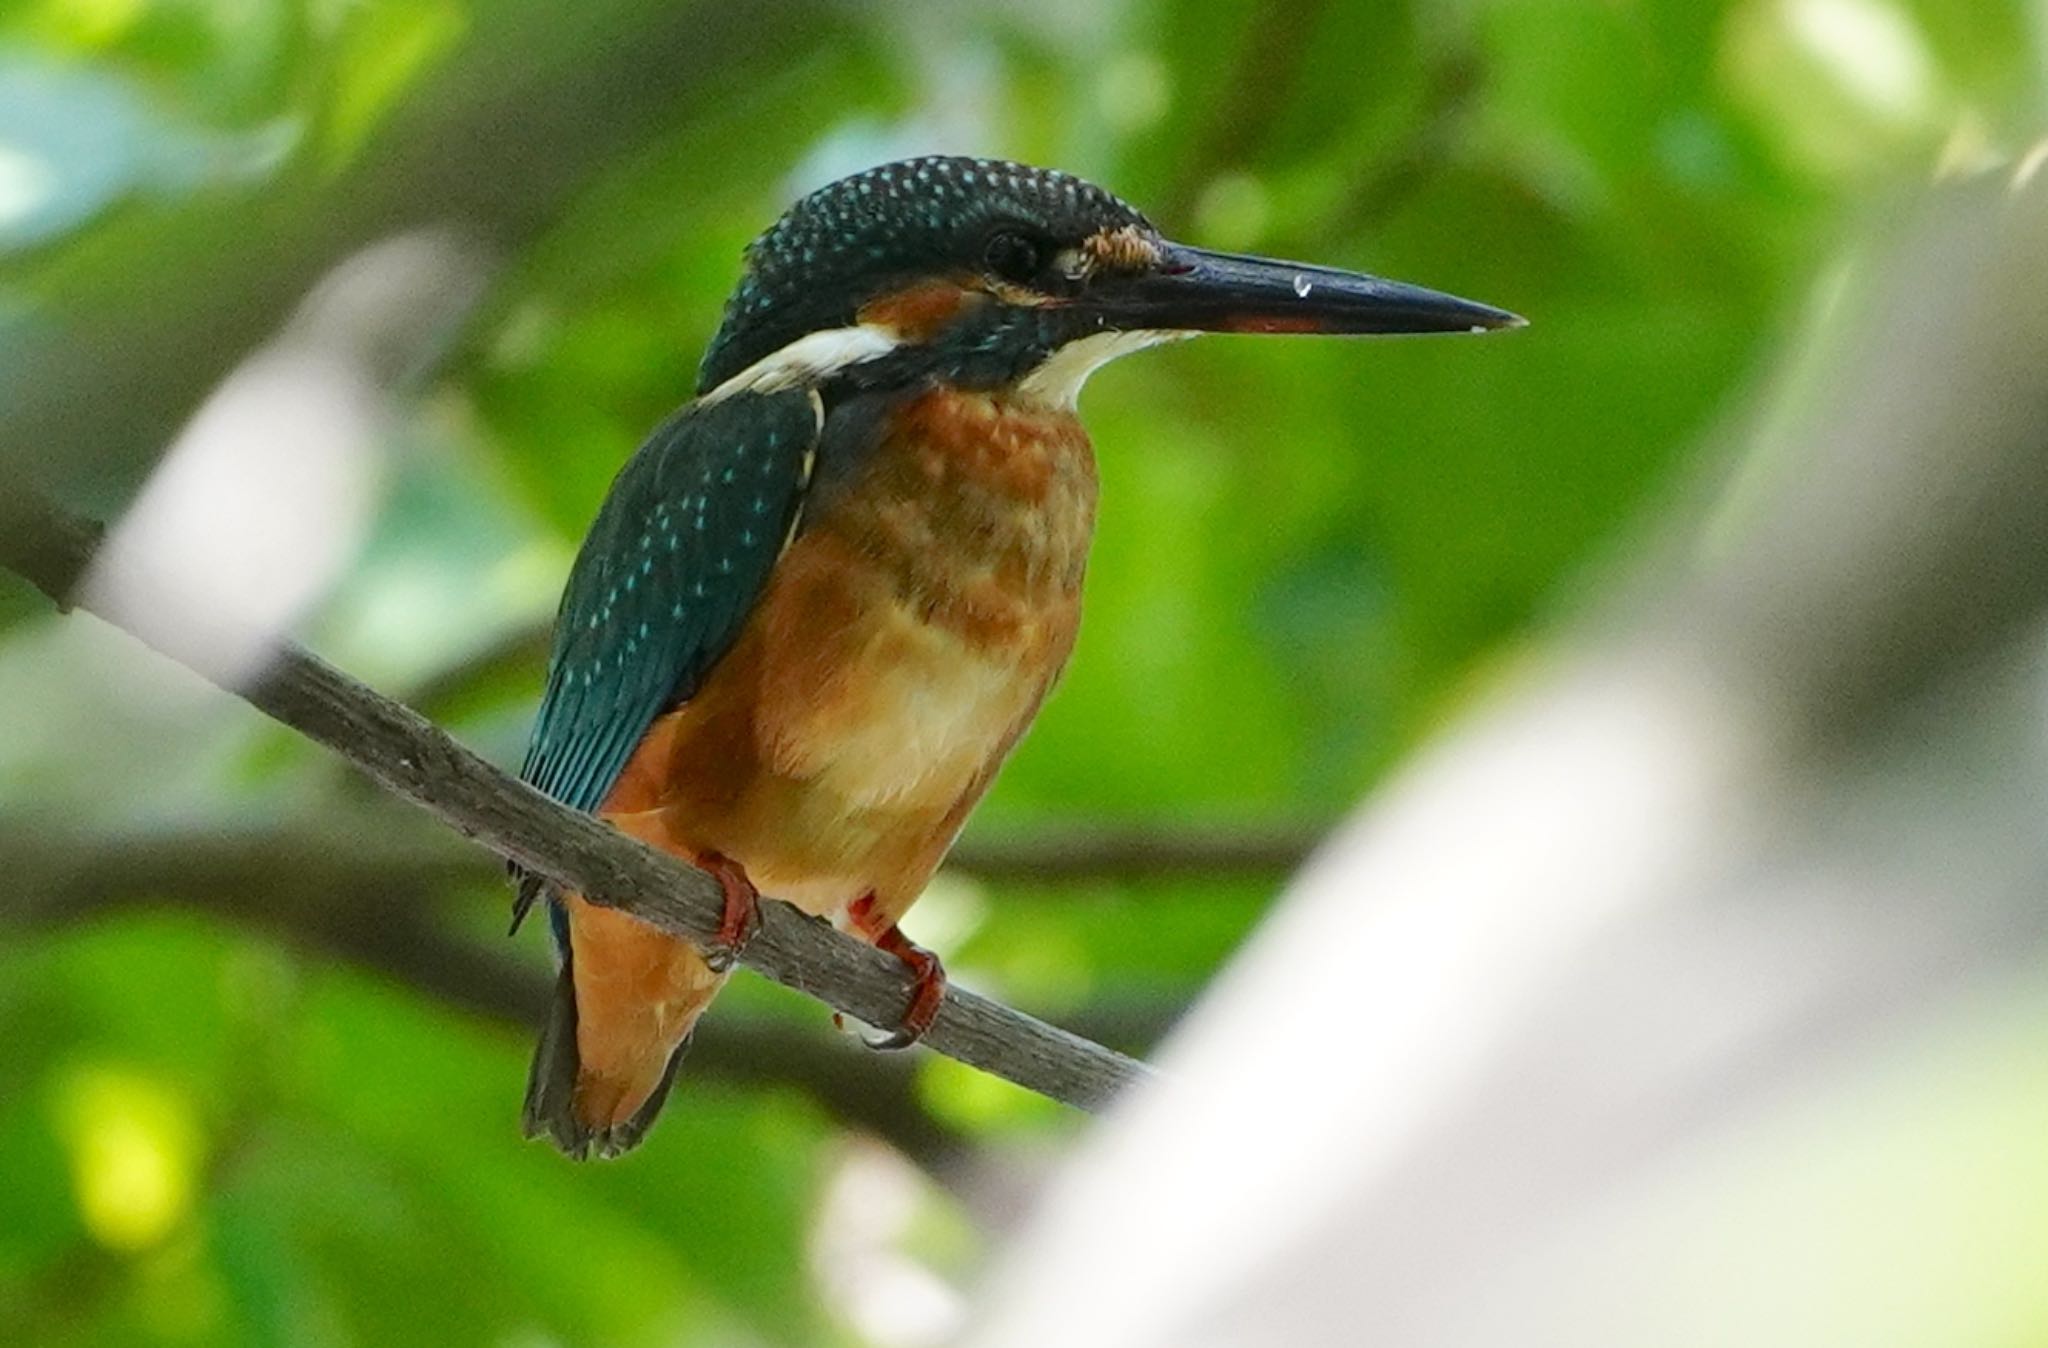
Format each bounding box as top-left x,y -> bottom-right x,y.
0,0 -> 2041,1343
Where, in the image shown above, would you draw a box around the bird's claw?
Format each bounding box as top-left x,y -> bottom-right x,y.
843,893 -> 946,1049
865,928 -> 946,1051
698,852 -> 761,975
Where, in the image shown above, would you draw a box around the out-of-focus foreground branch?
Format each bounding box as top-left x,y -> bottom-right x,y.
966,169 -> 2048,1348
0,0 -> 855,511
0,494 -> 1154,1115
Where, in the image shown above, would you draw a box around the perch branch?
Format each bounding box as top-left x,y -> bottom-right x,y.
0,491 -> 1154,1113
0,818 -> 965,1161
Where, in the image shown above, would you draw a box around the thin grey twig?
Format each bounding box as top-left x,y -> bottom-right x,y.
0,492 -> 1155,1113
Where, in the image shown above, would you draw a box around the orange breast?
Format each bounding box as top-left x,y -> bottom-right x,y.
607,386 -> 1097,914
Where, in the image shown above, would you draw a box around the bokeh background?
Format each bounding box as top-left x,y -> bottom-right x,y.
1,0 -> 2043,1344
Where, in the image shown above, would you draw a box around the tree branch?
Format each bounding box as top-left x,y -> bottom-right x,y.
0,492 -> 1155,1113
0,811 -> 1315,919
2,842 -> 967,1164
0,817 -> 1188,1162
0,0 -> 853,506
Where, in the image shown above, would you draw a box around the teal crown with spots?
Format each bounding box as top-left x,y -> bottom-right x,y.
696,156 -> 1153,393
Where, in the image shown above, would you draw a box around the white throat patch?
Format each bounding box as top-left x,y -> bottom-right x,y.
702,324 -> 901,403
1016,329 -> 1185,409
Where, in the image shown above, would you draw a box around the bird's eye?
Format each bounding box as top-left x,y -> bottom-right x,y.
982,229 -> 1045,285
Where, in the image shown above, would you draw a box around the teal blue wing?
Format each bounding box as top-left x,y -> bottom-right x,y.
513,388 -> 819,924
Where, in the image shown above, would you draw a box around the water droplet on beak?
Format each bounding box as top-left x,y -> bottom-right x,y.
1292,274 -> 1313,298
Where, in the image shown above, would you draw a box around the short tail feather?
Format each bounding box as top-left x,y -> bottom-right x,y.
507,868 -> 545,936
522,959 -> 689,1161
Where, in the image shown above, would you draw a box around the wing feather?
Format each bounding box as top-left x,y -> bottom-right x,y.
518,389 -> 820,828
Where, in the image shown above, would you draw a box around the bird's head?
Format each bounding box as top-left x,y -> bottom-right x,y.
697,156 -> 1521,405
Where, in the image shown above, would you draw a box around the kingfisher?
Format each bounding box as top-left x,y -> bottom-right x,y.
514,155 -> 1520,1158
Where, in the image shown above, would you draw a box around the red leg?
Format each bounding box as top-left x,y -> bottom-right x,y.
848,894 -> 947,1050
698,852 -> 761,974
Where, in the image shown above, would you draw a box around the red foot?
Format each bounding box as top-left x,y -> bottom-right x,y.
849,894 -> 946,1050
698,852 -> 761,974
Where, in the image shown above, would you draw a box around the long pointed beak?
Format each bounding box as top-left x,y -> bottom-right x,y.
1100,242 -> 1524,336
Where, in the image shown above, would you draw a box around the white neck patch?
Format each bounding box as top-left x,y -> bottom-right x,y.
701,321 -> 1185,411
1016,329 -> 1186,409
702,324 -> 901,403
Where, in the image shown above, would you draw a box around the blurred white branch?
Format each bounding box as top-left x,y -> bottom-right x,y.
967,169 -> 2048,1348
81,233 -> 487,685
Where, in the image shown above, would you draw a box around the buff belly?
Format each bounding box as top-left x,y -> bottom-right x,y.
565,387 -> 1095,1127
610,386 -> 1097,920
